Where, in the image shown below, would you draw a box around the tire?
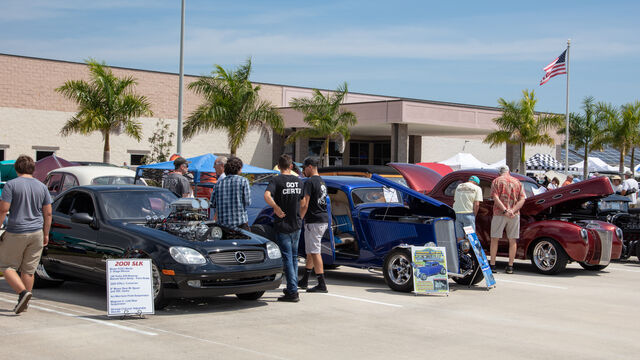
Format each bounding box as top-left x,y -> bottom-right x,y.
235,291 -> 265,301
151,262 -> 168,310
530,238 -> 568,275
33,264 -> 65,288
251,224 -> 276,242
452,253 -> 484,286
383,248 -> 414,292
578,262 -> 609,271
635,242 -> 640,262
324,264 -> 340,270
440,267 -> 447,275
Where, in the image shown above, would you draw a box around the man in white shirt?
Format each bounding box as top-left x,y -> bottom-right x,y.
622,171 -> 639,208
453,176 -> 483,242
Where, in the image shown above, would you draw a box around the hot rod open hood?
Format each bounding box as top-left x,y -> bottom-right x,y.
387,163 -> 443,193
521,176 -> 614,215
371,173 -> 455,219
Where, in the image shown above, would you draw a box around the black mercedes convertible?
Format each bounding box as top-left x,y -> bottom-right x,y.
36,185 -> 283,308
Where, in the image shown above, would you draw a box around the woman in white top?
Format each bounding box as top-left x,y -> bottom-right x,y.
547,177 -> 560,190
611,175 -> 623,194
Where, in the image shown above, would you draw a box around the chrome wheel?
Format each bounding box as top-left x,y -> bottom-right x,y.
387,253 -> 412,286
533,240 -> 557,271
151,263 -> 162,299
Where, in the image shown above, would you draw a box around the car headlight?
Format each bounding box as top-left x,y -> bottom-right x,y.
616,228 -> 623,241
459,239 -> 471,253
169,246 -> 207,265
266,241 -> 281,259
580,228 -> 589,243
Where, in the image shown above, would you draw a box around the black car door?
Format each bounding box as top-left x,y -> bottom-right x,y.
47,190 -> 101,282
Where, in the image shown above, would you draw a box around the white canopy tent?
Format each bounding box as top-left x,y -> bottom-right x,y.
487,159 -> 506,169
438,153 -> 490,170
572,157 -> 628,173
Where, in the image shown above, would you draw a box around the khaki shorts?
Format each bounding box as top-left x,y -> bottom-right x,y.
0,230 -> 44,275
490,215 -> 520,239
304,223 -> 328,254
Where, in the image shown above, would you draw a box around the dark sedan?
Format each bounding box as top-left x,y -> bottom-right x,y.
37,185 -> 283,308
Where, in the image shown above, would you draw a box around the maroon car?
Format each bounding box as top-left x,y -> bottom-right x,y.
388,164 -> 623,275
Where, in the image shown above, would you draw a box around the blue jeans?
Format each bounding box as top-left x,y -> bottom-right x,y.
454,213 -> 476,239
277,230 -> 301,294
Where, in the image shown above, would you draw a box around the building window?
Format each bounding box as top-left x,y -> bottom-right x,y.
36,150 -> 55,161
0,149 -> 4,161
130,154 -> 146,166
309,140 -> 342,166
373,143 -> 391,165
349,141 -> 370,165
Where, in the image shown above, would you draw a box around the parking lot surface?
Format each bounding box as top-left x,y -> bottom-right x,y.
1,259 -> 639,360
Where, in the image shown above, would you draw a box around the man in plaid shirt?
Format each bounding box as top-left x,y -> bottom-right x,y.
211,156 -> 251,231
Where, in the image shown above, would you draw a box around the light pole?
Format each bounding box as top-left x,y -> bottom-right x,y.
177,0 -> 185,155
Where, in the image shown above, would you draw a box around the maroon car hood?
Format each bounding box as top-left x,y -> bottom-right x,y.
387,163 -> 443,193
522,177 -> 614,215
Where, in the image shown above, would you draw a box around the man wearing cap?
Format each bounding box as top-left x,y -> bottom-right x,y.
163,157 -> 191,198
452,176 -> 483,244
622,171 -> 639,208
611,175 -> 623,194
489,165 -> 526,274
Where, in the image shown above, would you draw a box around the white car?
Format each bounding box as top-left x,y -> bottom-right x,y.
44,166 -> 146,196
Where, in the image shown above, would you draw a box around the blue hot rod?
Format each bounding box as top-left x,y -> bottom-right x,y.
249,175 -> 483,292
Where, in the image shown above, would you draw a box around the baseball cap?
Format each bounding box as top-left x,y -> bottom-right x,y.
173,157 -> 190,168
468,176 -> 480,184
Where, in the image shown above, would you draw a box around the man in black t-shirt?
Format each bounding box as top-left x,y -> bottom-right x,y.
298,157 -> 329,293
264,154 -> 304,302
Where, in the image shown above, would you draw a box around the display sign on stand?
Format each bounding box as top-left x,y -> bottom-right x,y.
463,226 -> 496,289
411,246 -> 449,295
106,259 -> 154,317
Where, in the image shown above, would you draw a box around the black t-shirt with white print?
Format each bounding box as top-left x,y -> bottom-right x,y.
303,175 -> 328,224
266,174 -> 304,234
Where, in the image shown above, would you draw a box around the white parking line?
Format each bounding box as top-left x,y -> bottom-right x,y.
0,296 -> 158,336
497,279 -> 568,290
321,293 -> 403,308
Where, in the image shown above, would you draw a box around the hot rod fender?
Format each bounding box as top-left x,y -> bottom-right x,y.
520,220 -> 588,262
594,221 -> 623,260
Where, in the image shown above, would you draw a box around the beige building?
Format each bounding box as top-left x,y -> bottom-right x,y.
0,53 -> 557,168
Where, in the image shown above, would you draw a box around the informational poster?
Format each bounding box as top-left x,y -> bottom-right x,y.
411,246 -> 449,295
463,226 -> 496,288
106,259 -> 154,317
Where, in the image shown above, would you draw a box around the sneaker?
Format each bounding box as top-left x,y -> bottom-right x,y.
306,284 -> 328,293
277,292 -> 300,302
14,291 -> 32,314
505,265 -> 514,274
490,264 -> 497,273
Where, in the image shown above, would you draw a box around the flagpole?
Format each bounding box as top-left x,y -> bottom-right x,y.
564,39 -> 571,175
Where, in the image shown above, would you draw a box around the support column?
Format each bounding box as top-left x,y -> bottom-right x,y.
409,135 -> 422,164
396,124 -> 409,163
272,132 -> 285,166
342,140 -> 350,166
390,124 -> 398,162
368,142 -> 375,165
294,136 -> 309,163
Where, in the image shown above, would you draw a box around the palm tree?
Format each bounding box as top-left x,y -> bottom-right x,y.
183,59 -> 284,156
558,96 -> 606,179
599,101 -> 640,175
56,59 -> 153,164
484,89 -> 564,173
287,82 -> 357,166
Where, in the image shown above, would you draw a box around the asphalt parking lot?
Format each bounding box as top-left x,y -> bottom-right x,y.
1,259 -> 639,360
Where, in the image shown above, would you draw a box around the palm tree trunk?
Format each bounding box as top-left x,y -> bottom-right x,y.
103,132 -> 110,164
619,148 -> 625,175
324,136 -> 330,167
520,143 -> 526,174
583,143 -> 589,180
231,146 -> 237,157
632,147 -> 636,177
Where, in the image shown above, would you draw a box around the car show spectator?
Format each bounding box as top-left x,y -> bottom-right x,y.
489,165 -> 526,274
264,154 -> 304,302
163,157 -> 191,198
561,175 -> 574,187
210,157 -> 251,231
0,155 -> 52,314
452,175 -> 482,243
214,156 -> 227,182
547,177 -> 560,190
298,157 -> 329,293
622,171 -> 639,208
611,175 -> 623,194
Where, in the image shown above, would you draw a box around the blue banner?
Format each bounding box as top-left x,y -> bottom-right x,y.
464,227 -> 496,288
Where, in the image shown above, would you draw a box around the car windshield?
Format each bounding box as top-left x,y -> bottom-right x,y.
351,187 -> 402,206
91,176 -> 138,185
99,190 -> 177,220
598,199 -> 628,212
522,181 -> 543,197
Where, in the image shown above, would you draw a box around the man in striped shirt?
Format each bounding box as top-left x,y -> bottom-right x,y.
210,156 -> 251,231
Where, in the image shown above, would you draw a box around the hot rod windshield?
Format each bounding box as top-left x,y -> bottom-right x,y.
99,190 -> 178,220
351,187 -> 402,206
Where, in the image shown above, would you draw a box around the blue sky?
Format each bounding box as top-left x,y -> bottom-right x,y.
2,0 -> 639,113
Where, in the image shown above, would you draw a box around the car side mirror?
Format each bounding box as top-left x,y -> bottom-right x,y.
71,212 -> 94,225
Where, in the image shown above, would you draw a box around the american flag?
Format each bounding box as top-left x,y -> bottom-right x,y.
540,50 -> 567,85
